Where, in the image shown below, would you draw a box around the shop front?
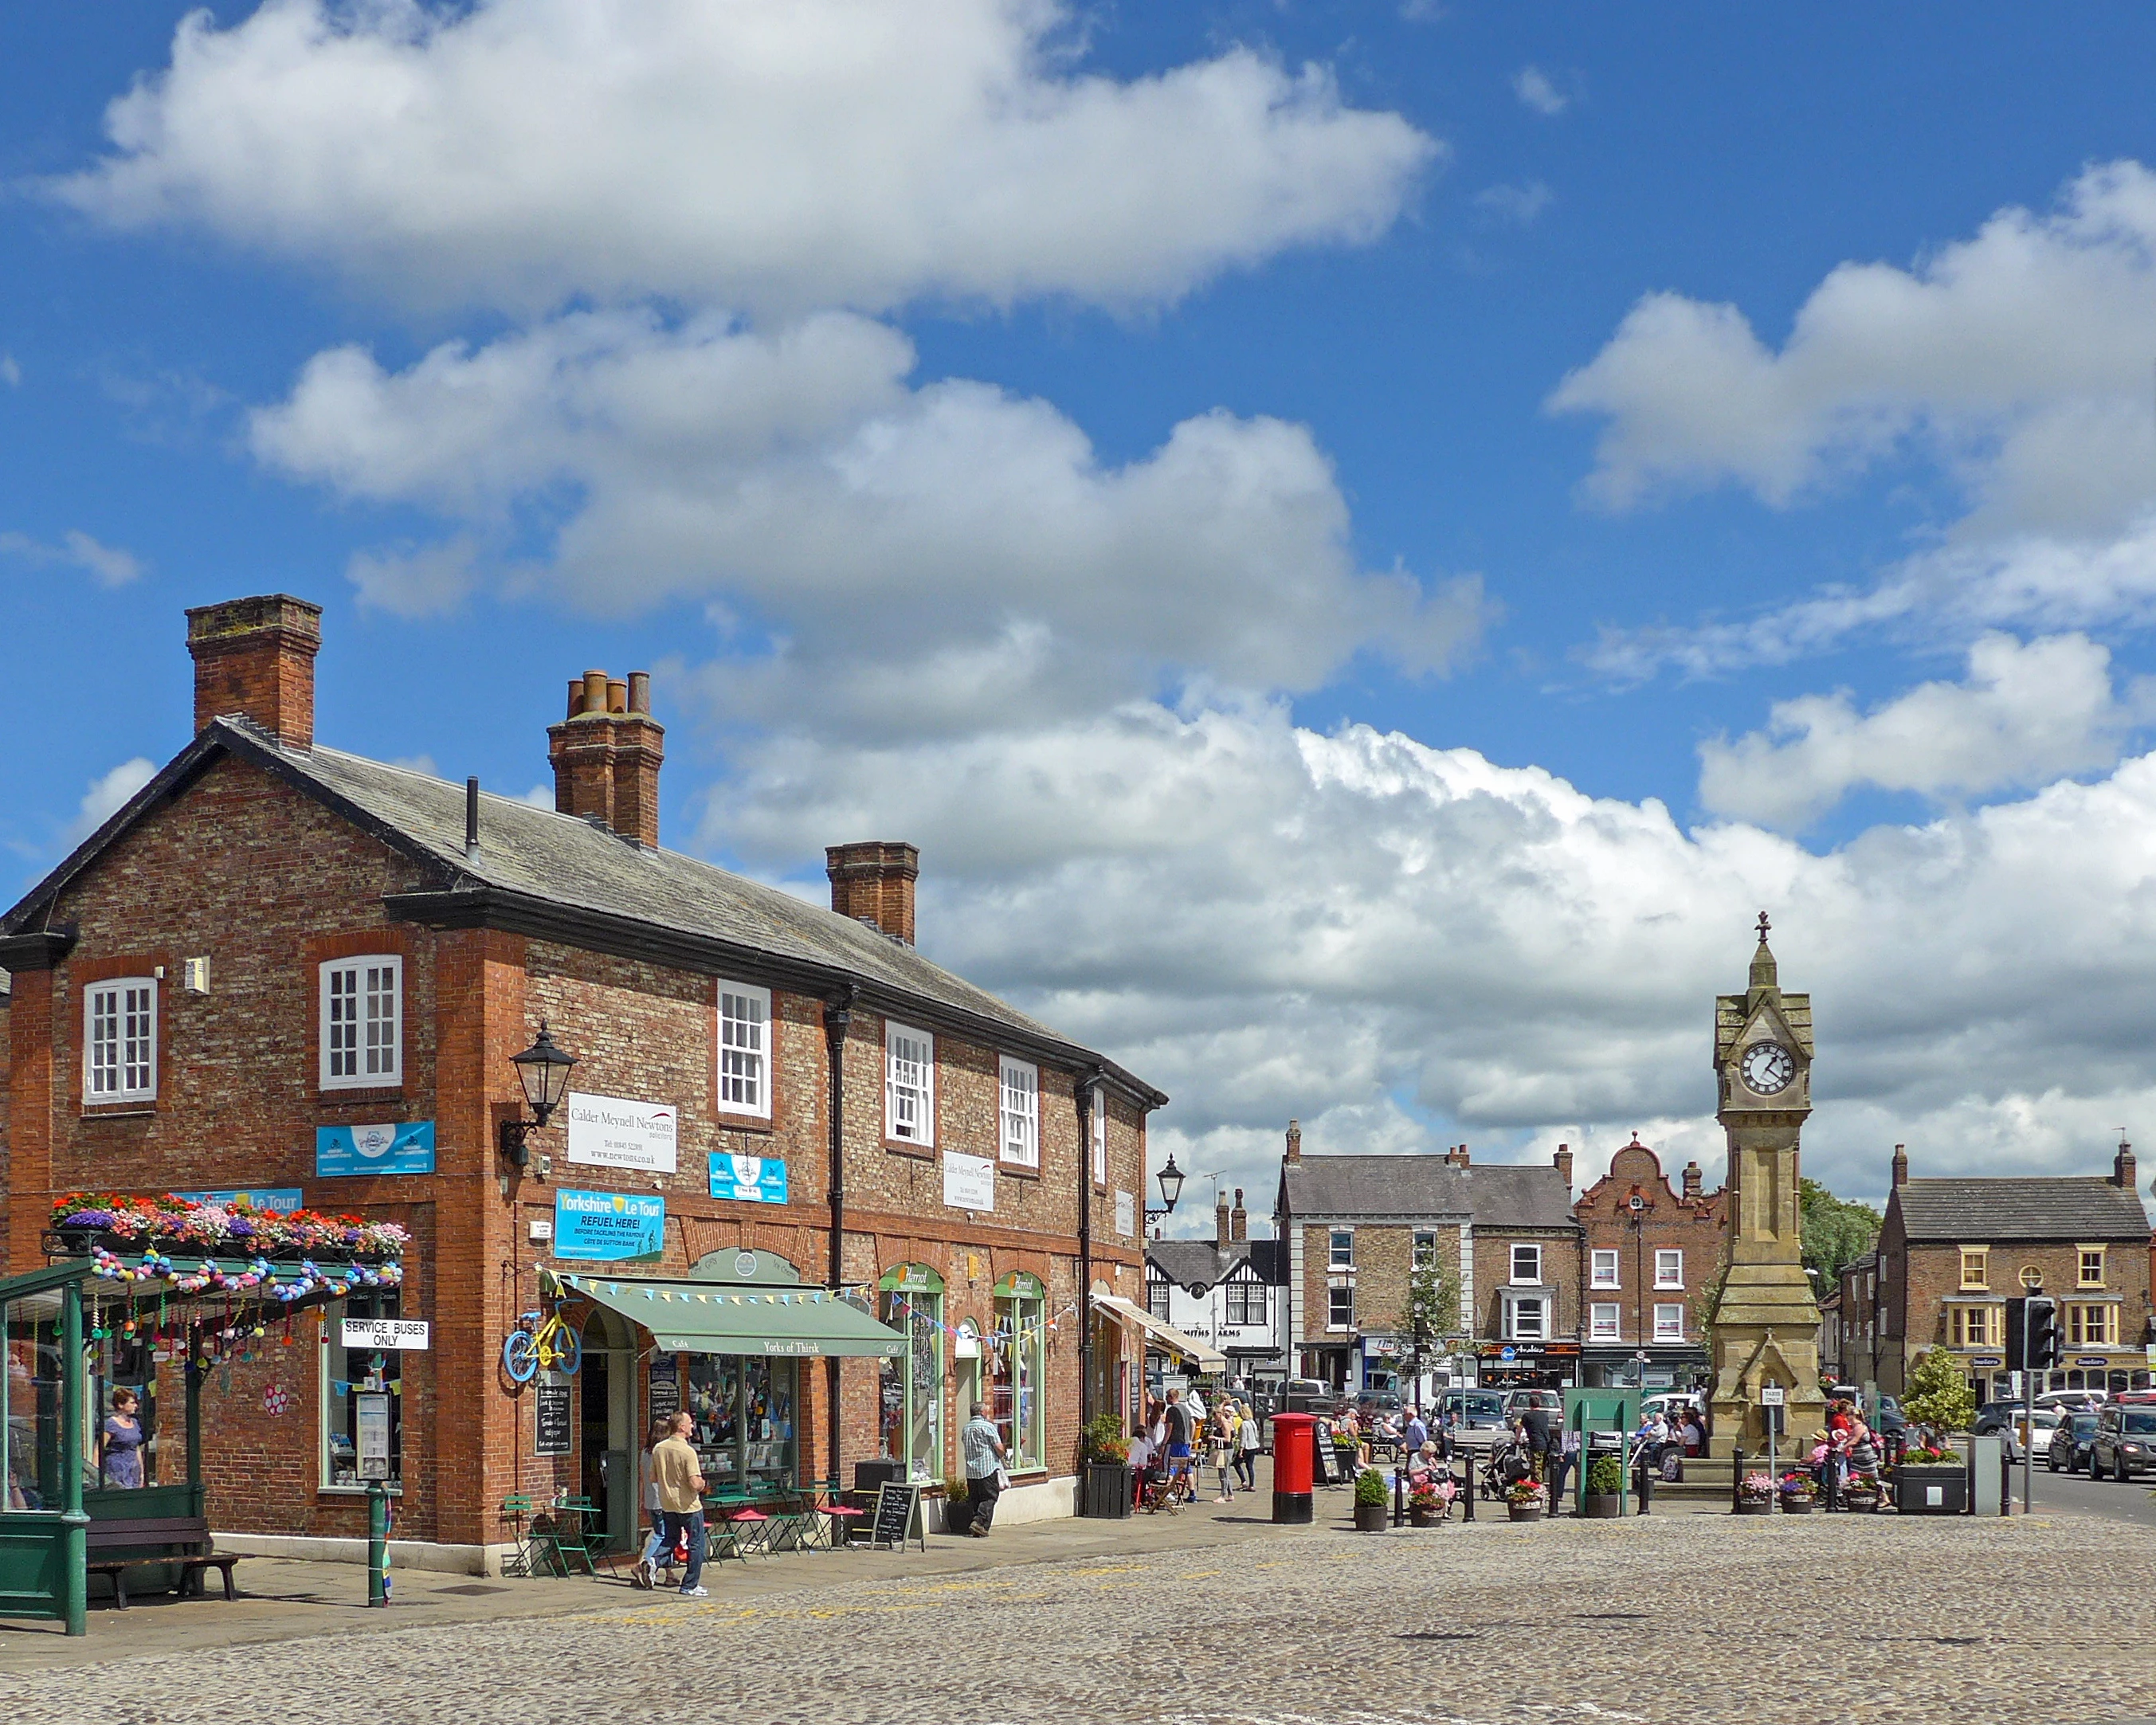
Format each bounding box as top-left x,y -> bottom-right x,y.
1474,1340 -> 1581,1391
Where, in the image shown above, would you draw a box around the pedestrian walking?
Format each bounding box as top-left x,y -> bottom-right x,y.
1403,1405 -> 1429,1456
630,1416 -> 675,1590
1547,1421 -> 1580,1511
961,1400 -> 1007,1536
651,1410 -> 709,1598
1521,1399 -> 1554,1483
1162,1387 -> 1197,1500
1236,1398 -> 1262,1492
1210,1401 -> 1238,1502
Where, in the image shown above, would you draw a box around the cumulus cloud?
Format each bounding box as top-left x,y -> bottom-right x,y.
64,757 -> 156,846
1513,66 -> 1566,116
59,0 -> 1437,318
0,528 -> 144,587
252,311 -> 1492,736
1698,633 -> 2154,829
0,353 -> 20,386
347,537 -> 480,617
1474,180 -> 1553,225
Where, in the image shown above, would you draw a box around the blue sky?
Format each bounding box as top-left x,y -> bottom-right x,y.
8,3 -> 2156,1221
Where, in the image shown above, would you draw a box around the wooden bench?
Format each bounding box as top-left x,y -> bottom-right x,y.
85,1515 -> 240,1608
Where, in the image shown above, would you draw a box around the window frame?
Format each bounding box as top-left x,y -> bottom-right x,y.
878,1280 -> 944,1484
1328,1229 -> 1354,1269
1590,1249 -> 1620,1290
83,975 -> 159,1104
1652,1303 -> 1685,1342
715,982 -> 773,1120
1089,1084 -> 1107,1186
1654,1249 -> 1684,1290
1958,1247 -> 1989,1292
1225,1278 -> 1267,1327
2069,1303 -> 2118,1348
998,1057 -> 1040,1169
1951,1304 -> 1999,1349
1147,1279 -> 1171,1320
2079,1246 -> 2107,1289
883,1019 -> 935,1148
1413,1230 -> 1438,1270
319,955 -> 403,1092
322,1288 -> 402,1493
993,1282 -> 1047,1471
1589,1302 -> 1621,1342
1509,1243 -> 1542,1287
1507,1294 -> 1546,1341
1327,1284 -> 1354,1331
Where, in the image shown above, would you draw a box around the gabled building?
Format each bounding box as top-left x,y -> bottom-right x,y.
1573,1135 -> 1726,1392
1144,1187 -> 1288,1386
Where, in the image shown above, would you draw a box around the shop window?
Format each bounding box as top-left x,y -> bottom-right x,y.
878,1266 -> 945,1484
1413,1231 -> 1438,1270
2069,1304 -> 2118,1348
999,1057 -> 1039,1167
323,1290 -> 402,1491
1950,1304 -> 1997,1349
3,1290 -> 63,1511
1226,1280 -> 1267,1327
1590,1303 -> 1621,1342
992,1274 -> 1046,1471
678,1354 -> 797,1489
1329,1230 -> 1354,1268
320,956 -> 401,1090
1652,1304 -> 1685,1343
717,983 -> 771,1118
885,1021 -> 935,1146
84,977 -> 157,1103
1590,1249 -> 1619,1289
1958,1248 -> 1988,1291
2080,1247 -> 2107,1288
1654,1249 -> 1684,1289
1510,1244 -> 1542,1286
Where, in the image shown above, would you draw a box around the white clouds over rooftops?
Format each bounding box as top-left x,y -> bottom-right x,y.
60,0 -> 1438,317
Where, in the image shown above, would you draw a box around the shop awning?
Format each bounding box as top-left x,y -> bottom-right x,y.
555,1271 -> 904,1357
1092,1292 -> 1227,1374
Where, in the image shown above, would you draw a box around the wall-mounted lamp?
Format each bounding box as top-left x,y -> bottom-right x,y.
500,1021 -> 578,1173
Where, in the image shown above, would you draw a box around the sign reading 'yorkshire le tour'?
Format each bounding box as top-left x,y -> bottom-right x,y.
566,1092 -> 678,1174
553,1188 -> 667,1262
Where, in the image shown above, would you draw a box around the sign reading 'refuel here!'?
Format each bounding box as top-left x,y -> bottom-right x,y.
565,1092 -> 677,1173
553,1189 -> 666,1262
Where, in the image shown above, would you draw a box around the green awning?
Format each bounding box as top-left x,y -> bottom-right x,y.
555,1271 -> 904,1358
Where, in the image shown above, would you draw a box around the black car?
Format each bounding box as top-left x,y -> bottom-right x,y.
2048,1409 -> 2100,1473
1972,1402 -> 2029,1461
2088,1404 -> 2156,1480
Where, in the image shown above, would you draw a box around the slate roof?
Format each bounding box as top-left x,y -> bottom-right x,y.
1278,1155 -> 1579,1231
2,717 -> 1165,1103
1147,1237 -> 1287,1292
1892,1178 -> 2151,1243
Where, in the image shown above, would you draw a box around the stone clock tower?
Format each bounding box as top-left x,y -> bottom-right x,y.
1706,915 -> 1825,1459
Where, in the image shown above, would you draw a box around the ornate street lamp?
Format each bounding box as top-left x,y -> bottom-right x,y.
500,1021 -> 578,1169
1147,1153 -> 1186,1221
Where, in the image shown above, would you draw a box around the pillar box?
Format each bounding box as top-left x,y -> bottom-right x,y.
1272,1412 -> 1315,1524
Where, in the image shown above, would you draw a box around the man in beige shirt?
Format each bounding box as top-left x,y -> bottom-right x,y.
652,1411 -> 708,1597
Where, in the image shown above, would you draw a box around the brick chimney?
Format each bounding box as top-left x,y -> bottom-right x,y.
1553,1143 -> 1573,1192
1216,1187 -> 1231,1248
1230,1188 -> 1248,1243
1682,1161 -> 1703,1201
1891,1143 -> 1908,1188
1284,1119 -> 1301,1163
1445,1143 -> 1470,1168
826,842 -> 919,945
547,668 -> 664,847
186,594 -> 323,747
2115,1137 -> 2137,1190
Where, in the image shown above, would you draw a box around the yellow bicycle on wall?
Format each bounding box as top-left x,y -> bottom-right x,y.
502,1298 -> 581,1382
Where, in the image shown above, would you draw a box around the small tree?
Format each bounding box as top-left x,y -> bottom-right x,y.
1901,1347 -> 1975,1437
1401,1259 -> 1462,1408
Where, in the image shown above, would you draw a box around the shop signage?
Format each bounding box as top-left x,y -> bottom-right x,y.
943,1151 -> 995,1213
356,1393 -> 391,1480
1114,1190 -> 1135,1237
566,1092 -> 678,1174
708,1153 -> 788,1205
648,1357 -> 680,1425
760,1339 -> 819,1356
1002,1272 -> 1044,1300
2076,1355 -> 2111,1367
175,1186 -> 304,1212
316,1120 -> 435,1178
341,1319 -> 431,1351
554,1189 -> 666,1262
535,1382 -> 572,1456
869,1481 -> 926,1551
1971,1355 -> 2005,1368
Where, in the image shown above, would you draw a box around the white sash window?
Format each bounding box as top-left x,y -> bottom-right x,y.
885,1021 -> 935,1146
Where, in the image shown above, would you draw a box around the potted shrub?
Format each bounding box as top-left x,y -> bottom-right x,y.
1504,1479 -> 1546,1523
1078,1413 -> 1132,1520
1891,1441 -> 1967,1516
940,1474 -> 972,1535
1407,1484 -> 1445,1527
1353,1468 -> 1390,1531
1778,1472 -> 1817,1515
1583,1453 -> 1625,1518
1735,1472 -> 1775,1515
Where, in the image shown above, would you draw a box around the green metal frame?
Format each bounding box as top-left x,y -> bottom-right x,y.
1562,1387 -> 1643,1515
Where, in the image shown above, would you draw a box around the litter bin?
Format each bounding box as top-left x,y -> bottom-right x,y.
1272,1413 -> 1315,1524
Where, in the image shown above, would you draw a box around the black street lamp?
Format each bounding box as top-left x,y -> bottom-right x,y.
1146,1153 -> 1186,1221
500,1021 -> 578,1169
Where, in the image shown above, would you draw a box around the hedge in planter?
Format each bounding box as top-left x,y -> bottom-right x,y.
1353,1468 -> 1390,1531
1584,1453 -> 1625,1518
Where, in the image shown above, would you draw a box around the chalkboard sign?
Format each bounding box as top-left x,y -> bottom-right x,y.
1311,1425 -> 1337,1486
648,1357 -> 680,1425
535,1382 -> 572,1457
870,1481 -> 924,1551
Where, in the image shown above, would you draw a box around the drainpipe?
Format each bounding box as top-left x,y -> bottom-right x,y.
824,986 -> 857,1484
1078,1071 -> 1101,1436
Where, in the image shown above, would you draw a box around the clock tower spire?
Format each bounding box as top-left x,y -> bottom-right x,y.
1706,913 -> 1825,1459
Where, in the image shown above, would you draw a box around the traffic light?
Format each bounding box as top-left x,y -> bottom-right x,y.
2025,1296 -> 2060,1371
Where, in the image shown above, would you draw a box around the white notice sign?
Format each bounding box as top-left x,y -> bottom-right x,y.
1760,1385 -> 1786,1407
1114,1190 -> 1136,1237
566,1092 -> 679,1173
356,1392 -> 390,1480
943,1151 -> 995,1213
342,1319 -> 431,1351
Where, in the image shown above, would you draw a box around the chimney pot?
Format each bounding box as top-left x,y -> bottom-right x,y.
1891,1143 -> 1909,1189
1682,1160 -> 1703,1201
607,678 -> 628,715
2115,1137 -> 2137,1190
628,671 -> 651,715
550,667 -> 665,848
1553,1142 -> 1573,1191
185,594 -> 323,747
582,669 -> 610,714
1215,1188 -> 1230,1248
1230,1188 -> 1248,1243
826,841 -> 919,946
1285,1119 -> 1301,1163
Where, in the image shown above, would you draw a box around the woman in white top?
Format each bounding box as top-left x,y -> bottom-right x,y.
630,1417 -> 674,1590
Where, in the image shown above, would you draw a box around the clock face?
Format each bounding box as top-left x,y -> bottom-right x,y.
1739,1041 -> 1796,1096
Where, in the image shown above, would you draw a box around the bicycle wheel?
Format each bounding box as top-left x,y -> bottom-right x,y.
550,1323 -> 582,1377
502,1329 -> 538,1383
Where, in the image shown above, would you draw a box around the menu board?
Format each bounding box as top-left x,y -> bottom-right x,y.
870,1482 -> 925,1551
535,1382 -> 573,1457
648,1357 -> 680,1425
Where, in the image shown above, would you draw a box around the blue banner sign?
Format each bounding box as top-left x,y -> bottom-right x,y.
708,1153 -> 788,1205
174,1188 -> 305,1213
316,1121 -> 436,1178
555,1189 -> 666,1262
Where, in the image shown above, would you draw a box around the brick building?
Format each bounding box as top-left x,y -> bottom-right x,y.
1144,1188 -> 1288,1386
1572,1134 -> 1726,1392
0,595 -> 1165,1570
1874,1141 -> 2154,1404
1272,1126 -> 1582,1396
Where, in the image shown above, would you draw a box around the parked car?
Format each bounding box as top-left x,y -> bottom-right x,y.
1872,1394 -> 1907,1437
2036,1389 -> 2105,1412
1640,1391 -> 1704,1424
2025,1406 -> 2062,1457
1503,1389 -> 1562,1419
2048,1409 -> 2100,1473
1438,1390 -> 1511,1451
2088,1403 -> 2156,1480
1972,1402 -> 2029,1461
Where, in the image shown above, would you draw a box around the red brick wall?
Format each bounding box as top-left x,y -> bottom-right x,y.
1471,1229 -> 1579,1339
1573,1141 -> 1728,1346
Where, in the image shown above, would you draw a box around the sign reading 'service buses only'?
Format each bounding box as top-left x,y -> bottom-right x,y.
565,1092 -> 677,1173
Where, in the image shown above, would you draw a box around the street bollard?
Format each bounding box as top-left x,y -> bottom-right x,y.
1731,1446 -> 1744,1515
367,1480 -> 390,1607
1460,1453 -> 1475,1523
1393,1465 -> 1404,1527
1636,1452 -> 1653,1515
2000,1447 -> 2013,1518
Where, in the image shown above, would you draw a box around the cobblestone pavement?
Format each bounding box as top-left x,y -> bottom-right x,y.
7,1511 -> 2156,1725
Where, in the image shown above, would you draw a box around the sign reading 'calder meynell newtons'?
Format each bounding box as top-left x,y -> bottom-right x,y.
943,1151 -> 994,1213
565,1092 -> 678,1174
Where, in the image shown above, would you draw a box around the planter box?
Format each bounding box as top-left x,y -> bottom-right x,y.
1081,1462 -> 1131,1520
1735,1500 -> 1772,1515
1895,1464 -> 1966,1516
1507,1504 -> 1543,1522
1353,1501 -> 1390,1532
938,1493 -> 972,1535
1583,1493 -> 1621,1519
1781,1499 -> 1816,1514
1409,1507 -> 1441,1527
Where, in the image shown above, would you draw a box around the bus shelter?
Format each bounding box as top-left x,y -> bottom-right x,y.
1,1243 -> 402,1634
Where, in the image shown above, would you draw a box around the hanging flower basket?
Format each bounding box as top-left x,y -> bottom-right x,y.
49,1192 -> 409,1264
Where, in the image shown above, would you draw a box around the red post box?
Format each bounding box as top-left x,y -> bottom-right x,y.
1271,1411 -> 1315,1523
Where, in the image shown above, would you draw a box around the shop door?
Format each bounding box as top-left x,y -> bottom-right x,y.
579,1315 -> 637,1552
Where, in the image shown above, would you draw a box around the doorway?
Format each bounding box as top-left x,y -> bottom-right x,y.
580,1310 -> 636,1552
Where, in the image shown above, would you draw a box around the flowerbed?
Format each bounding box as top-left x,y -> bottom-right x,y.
53,1191 -> 409,1260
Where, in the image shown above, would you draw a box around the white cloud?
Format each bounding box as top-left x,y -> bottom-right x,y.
251,310 -> 1492,736
0,528 -> 144,587
60,0 -> 1437,318
1473,180 -> 1553,225
348,537 -> 480,618
65,758 -> 155,846
1512,66 -> 1566,116
1698,633 -> 2153,829
0,353 -> 20,386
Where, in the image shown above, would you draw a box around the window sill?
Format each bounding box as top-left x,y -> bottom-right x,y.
80,1103 -> 157,1119
319,1088 -> 406,1105
998,1160 -> 1041,1179
883,1139 -> 935,1160
319,1484 -> 404,1497
712,1112 -> 775,1135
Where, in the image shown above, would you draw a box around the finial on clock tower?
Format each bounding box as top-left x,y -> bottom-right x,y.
1756,910 -> 1770,942
1750,911 -> 1778,992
